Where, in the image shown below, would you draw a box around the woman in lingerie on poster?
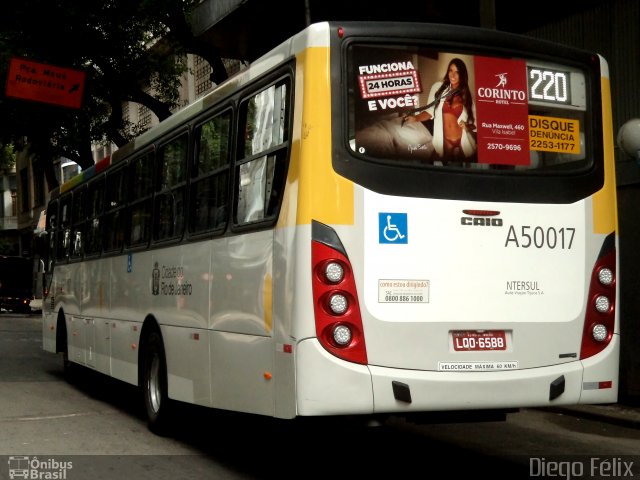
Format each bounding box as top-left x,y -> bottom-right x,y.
404,57 -> 477,161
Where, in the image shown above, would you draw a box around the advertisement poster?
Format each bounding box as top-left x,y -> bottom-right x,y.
473,56 -> 530,165
354,51 -> 479,163
351,47 -> 578,168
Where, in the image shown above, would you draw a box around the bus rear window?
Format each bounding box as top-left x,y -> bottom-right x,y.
347,44 -> 592,173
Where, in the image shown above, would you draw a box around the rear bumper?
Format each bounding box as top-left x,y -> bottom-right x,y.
295,336 -> 618,416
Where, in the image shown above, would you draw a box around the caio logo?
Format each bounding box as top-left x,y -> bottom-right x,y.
460,209 -> 503,227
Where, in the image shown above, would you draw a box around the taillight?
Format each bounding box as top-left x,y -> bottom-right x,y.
580,233 -> 616,359
311,221 -> 367,365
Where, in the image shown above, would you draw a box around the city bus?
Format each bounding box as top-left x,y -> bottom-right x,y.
41,21 -> 619,433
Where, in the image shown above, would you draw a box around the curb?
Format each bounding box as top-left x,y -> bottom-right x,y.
543,405 -> 640,430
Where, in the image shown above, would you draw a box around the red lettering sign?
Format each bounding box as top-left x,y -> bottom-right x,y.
5,57 -> 85,109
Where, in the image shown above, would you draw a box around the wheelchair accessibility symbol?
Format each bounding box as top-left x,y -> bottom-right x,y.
379,212 -> 408,244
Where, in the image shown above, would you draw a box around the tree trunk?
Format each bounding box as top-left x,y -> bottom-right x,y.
42,154 -> 59,192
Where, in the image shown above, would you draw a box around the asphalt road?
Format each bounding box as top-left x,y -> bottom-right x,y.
0,313 -> 227,479
1,313 -> 639,480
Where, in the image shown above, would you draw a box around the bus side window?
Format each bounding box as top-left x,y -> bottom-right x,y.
85,177 -> 105,256
154,133 -> 188,242
104,166 -> 127,253
190,110 -> 231,234
56,194 -> 73,261
70,186 -> 86,259
128,151 -> 154,247
45,199 -> 58,269
235,79 -> 290,225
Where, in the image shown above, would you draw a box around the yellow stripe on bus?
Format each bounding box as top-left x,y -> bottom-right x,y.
263,273 -> 272,333
592,77 -> 618,235
280,47 -> 354,228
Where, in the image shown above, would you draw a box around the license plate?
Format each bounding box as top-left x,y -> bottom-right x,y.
452,330 -> 507,351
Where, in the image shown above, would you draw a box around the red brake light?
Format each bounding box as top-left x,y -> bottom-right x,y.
580,237 -> 616,359
311,240 -> 367,365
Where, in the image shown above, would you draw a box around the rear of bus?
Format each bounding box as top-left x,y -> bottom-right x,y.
296,22 -> 618,416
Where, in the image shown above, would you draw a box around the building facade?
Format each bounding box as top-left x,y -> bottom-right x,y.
0,167 -> 18,256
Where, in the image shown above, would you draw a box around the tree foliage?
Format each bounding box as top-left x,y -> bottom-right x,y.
0,0 -> 228,191
0,143 -> 16,170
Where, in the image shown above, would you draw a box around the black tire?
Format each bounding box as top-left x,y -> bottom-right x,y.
62,347 -> 73,376
59,320 -> 77,382
141,330 -> 173,435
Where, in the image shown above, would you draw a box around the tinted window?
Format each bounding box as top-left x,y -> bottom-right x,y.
348,44 -> 590,173
154,133 -> 188,242
190,111 -> 231,234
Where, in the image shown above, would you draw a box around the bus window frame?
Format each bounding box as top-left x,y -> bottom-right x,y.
45,63 -> 297,262
83,175 -> 105,258
126,147 -> 156,251
153,129 -> 190,245
103,164 -> 129,255
231,70 -> 293,232
55,192 -> 73,262
331,23 -> 605,204
69,184 -> 87,261
188,106 -> 233,239
44,198 -> 59,270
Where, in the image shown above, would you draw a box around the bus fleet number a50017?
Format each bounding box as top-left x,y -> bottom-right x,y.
504,225 -> 575,249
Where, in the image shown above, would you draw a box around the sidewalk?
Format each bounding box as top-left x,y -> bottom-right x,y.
545,403 -> 640,429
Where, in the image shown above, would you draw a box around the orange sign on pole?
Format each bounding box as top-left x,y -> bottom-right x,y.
5,57 -> 86,109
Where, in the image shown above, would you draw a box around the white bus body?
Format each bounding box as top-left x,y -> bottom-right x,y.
43,22 -> 619,430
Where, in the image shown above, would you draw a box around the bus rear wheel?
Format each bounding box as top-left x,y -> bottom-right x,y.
59,315 -> 77,382
141,330 -> 172,435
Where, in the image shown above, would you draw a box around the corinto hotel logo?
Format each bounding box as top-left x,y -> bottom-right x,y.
476,71 -> 527,103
